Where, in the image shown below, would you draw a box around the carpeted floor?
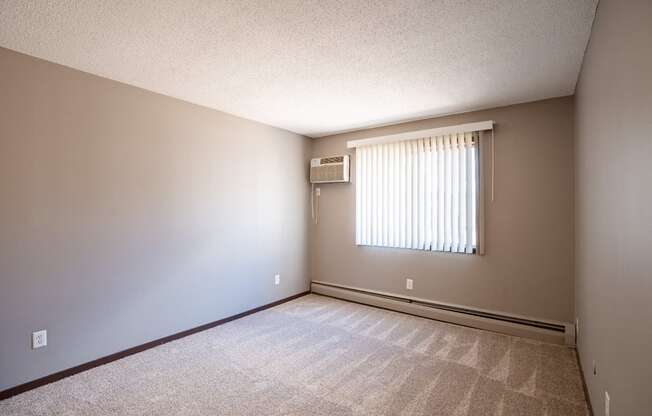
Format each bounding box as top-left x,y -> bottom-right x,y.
0,294 -> 589,415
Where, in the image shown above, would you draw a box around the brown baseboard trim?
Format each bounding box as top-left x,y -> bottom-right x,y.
575,349 -> 594,415
0,290 -> 310,401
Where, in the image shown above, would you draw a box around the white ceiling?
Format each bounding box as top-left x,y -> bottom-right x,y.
0,1 -> 597,137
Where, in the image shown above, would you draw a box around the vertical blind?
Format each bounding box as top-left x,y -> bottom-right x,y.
355,132 -> 479,253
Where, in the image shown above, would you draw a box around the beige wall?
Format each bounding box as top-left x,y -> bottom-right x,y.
0,47 -> 311,391
574,0 -> 652,414
311,97 -> 575,323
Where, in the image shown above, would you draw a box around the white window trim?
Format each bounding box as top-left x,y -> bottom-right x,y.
349,121 -> 494,255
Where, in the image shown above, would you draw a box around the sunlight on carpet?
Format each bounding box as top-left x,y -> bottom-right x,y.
0,294 -> 588,415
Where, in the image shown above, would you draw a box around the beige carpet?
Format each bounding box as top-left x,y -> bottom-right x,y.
0,294 -> 588,415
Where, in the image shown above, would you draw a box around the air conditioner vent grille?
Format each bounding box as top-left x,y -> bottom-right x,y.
321,156 -> 344,164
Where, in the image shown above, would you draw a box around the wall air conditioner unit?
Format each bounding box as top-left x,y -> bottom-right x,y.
310,155 -> 350,183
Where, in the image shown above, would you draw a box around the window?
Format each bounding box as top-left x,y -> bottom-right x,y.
353,130 -> 481,254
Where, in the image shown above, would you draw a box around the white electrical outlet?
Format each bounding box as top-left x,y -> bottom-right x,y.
605,391 -> 610,416
274,274 -> 280,285
32,330 -> 47,349
406,278 -> 413,290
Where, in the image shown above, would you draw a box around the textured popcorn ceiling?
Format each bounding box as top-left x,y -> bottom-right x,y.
0,1 -> 597,137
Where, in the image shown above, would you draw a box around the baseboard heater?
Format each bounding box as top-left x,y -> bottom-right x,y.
311,281 -> 575,346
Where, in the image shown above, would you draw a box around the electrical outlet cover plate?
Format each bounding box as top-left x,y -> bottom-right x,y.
406,278 -> 413,290
274,274 -> 280,285
32,330 -> 47,349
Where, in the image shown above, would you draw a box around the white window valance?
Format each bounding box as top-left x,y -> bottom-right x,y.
347,121 -> 493,148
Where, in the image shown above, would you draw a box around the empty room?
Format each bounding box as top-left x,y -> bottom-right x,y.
1,1 -> 650,415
